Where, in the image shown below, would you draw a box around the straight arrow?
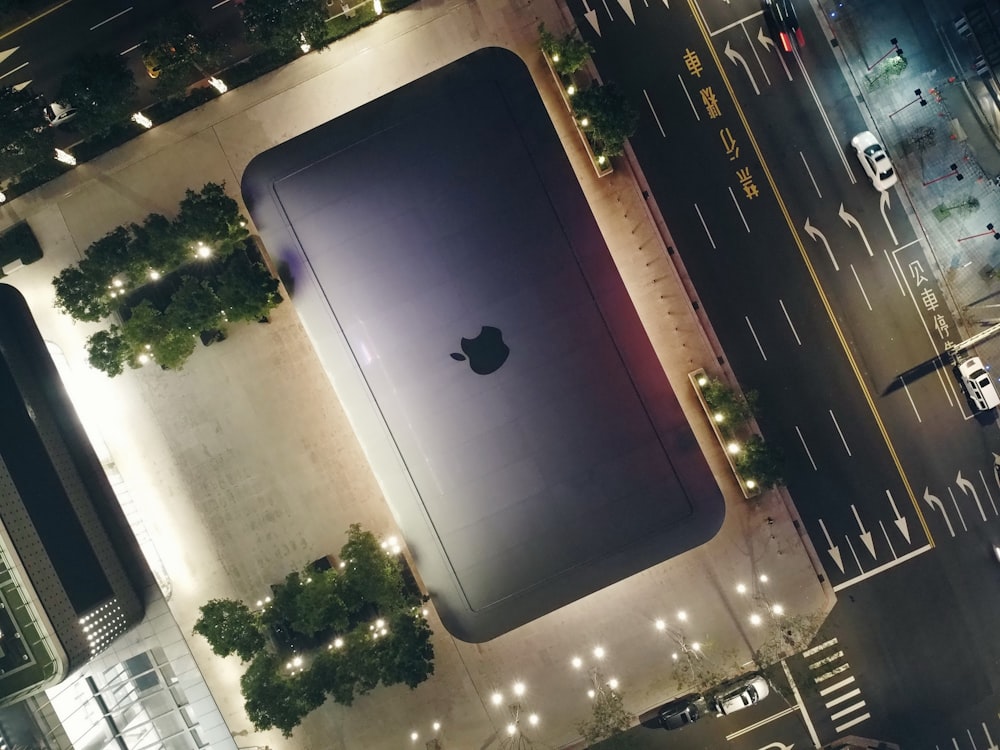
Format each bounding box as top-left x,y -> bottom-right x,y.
803,218 -> 839,271
982,722 -> 999,750
879,190 -> 898,246
615,0 -> 635,24
818,519 -> 844,572
956,469 -> 988,521
851,504 -> 876,558
724,41 -> 760,95
885,489 -> 910,543
924,487 -> 954,537
838,203 -> 873,256
581,0 -> 601,36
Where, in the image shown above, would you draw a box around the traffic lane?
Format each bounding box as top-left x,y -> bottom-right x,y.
820,550 -> 1000,747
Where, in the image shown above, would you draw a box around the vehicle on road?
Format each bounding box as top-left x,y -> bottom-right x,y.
709,674 -> 770,716
958,356 -> 1000,411
658,694 -> 701,729
762,0 -> 804,52
851,130 -> 898,191
43,101 -> 77,127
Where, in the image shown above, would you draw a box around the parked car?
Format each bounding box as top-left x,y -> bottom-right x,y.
851,130 -> 898,191
762,0 -> 804,52
709,674 -> 770,715
43,101 -> 77,127
658,693 -> 702,729
958,356 -> 1000,411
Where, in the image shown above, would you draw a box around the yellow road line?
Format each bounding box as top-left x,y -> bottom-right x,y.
0,0 -> 75,42
685,0 -> 934,548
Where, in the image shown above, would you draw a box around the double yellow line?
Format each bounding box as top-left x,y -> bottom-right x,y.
686,0 -> 933,547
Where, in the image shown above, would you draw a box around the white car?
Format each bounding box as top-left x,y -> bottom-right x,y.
958,356 -> 1000,411
709,674 -> 770,716
43,101 -> 77,127
851,130 -> 898,191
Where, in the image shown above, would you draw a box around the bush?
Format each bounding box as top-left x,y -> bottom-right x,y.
699,376 -> 757,436
573,83 -> 638,159
733,435 -> 784,489
538,23 -> 592,76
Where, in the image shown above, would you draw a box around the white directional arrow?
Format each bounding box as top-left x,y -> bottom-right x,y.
756,743 -> 794,750
982,721 -> 999,750
838,203 -> 873,256
803,218 -> 839,271
661,0 -> 669,7
757,26 -> 775,51
818,519 -> 844,573
0,47 -> 19,66
885,489 -> 910,543
992,453 -> 1000,494
923,487 -> 955,537
850,504 -> 876,558
615,0 -> 635,24
956,470 -> 988,521
724,41 -> 760,95
879,191 -> 898,246
11,80 -> 31,92
580,0 -> 601,36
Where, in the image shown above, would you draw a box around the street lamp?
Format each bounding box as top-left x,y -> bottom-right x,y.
490,681 -> 541,749
958,222 -> 1000,242
888,88 -> 927,118
922,163 -> 963,186
867,37 -> 903,71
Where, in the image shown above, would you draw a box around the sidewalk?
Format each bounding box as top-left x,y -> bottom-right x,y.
818,0 -> 1000,350
0,1 -> 829,748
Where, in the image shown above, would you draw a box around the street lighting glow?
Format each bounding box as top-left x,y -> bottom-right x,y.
727,441 -> 741,454
208,76 -> 228,93
607,678 -> 619,690
671,652 -> 678,660
410,731 -> 418,741
587,688 -> 596,698
746,479 -> 757,489
759,574 -> 769,583
749,613 -> 762,626
571,656 -> 583,669
506,723 -> 517,736
513,681 -> 525,697
131,112 -> 153,129
528,713 -> 539,726
566,84 -> 576,95
736,583 -> 747,595
772,604 -> 784,616
697,375 -> 708,386
491,692 -> 503,706
149,269 -> 161,280
432,721 -> 441,732
593,646 -> 605,659
551,53 -> 560,63
677,610 -> 688,622
714,412 -> 725,423
655,618 -> 666,631
691,642 -> 701,652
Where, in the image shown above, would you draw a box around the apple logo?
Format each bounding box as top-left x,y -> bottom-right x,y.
450,326 -> 509,375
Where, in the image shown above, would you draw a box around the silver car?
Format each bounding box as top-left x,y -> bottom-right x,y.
851,130 -> 898,191
709,674 -> 770,716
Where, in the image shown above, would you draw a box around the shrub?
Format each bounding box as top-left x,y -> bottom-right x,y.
572,83 -> 638,158
699,376 -> 757,436
538,23 -> 592,76
733,435 -> 784,489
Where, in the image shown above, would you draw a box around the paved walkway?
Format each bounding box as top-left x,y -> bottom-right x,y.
0,1 -> 828,748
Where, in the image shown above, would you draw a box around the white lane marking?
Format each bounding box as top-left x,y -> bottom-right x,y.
808,651 -> 844,669
779,299 -> 801,344
729,186 -> 750,232
90,6 -> 132,30
803,638 -> 838,658
0,47 -> 19,66
800,150 -> 822,197
835,712 -> 871,733
11,79 -> 31,91
708,9 -> 764,36
678,74 -> 700,121
900,377 -> 922,422
832,544 -> 933,591
967,727 -> 977,750
819,675 -> 855,696
740,21 -> 770,85
119,42 -> 140,55
723,706 -> 798,741
794,426 -> 817,469
803,218 -> 838,271
643,89 -> 666,137
694,203 -> 715,248
830,410 -> 851,455
791,46 -> 856,183
979,469 -> 998,515
814,663 -> 850,682
879,519 -> 896,558
884,248 -> 906,296
850,264 -> 872,310
0,61 -> 27,81
212,0 -> 231,6
826,687 -> 862,708
830,700 -> 867,721
746,316 -> 767,360
845,535 -> 862,574
782,660 -> 821,749
948,487 -> 968,531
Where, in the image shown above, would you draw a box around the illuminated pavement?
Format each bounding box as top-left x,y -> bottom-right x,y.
0,0 -> 828,748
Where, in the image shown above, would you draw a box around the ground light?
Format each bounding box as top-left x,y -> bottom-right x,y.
131,112 -> 153,129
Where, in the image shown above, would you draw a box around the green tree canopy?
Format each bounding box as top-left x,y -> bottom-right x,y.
241,0 -> 329,53
0,86 -> 53,180
53,262 -> 113,322
734,435 -> 785,490
291,569 -> 350,636
215,250 -> 281,322
142,12 -> 223,97
166,276 -> 224,333
194,599 -> 267,662
241,652 -> 322,737
176,182 -> 249,257
85,326 -> 131,376
339,524 -> 408,615
57,53 -> 138,134
572,83 -> 639,158
538,23 -> 592,76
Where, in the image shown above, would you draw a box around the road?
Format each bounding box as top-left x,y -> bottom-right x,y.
566,0 -> 1000,746
0,0 -> 247,106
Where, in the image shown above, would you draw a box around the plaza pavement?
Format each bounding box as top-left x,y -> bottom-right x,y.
0,0 -> 829,747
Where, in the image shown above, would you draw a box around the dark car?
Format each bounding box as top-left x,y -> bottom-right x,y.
762,0 -> 805,52
658,693 -> 702,730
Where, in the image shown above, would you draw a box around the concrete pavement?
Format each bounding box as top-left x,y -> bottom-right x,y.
0,0 -> 829,747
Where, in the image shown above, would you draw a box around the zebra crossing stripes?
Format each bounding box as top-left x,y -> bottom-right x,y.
804,637 -> 871,733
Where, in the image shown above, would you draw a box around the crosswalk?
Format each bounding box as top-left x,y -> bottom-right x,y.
802,637 -> 871,734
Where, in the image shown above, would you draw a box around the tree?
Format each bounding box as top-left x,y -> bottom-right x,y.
292,569 -> 350,636
194,599 -> 267,661
128,213 -> 185,276
215,250 -> 281,322
538,23 -> 592,76
733,435 -> 785,489
577,672 -> 635,746
241,651 -> 322,737
57,53 -> 138,134
175,182 -> 249,258
572,83 -> 638,158
166,276 -> 224,333
86,326 -> 131,376
241,0 -> 329,53
142,12 -> 222,97
52,263 -> 112,322
700,377 -> 757,437
372,611 -> 434,689
122,299 -> 197,370
339,524 -> 408,615
0,86 -> 54,180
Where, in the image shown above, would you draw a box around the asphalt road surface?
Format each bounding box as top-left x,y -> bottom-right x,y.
565,0 -> 1000,746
